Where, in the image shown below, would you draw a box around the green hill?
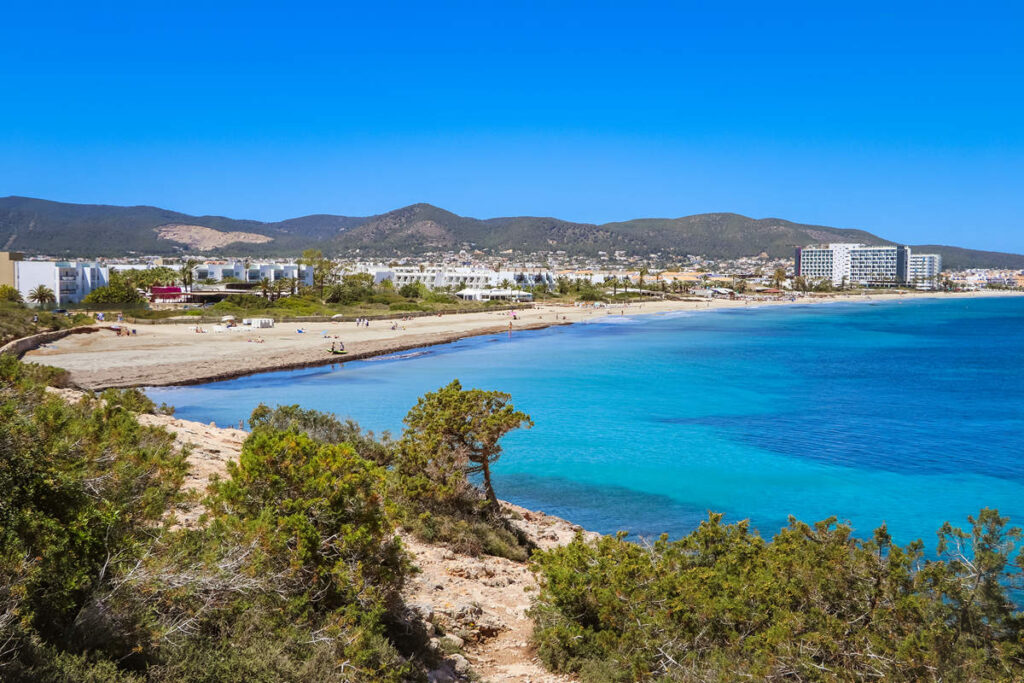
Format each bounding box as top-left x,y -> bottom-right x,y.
1,196 -> 1022,269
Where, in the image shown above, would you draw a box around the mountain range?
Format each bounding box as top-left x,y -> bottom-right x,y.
1,196 -> 1022,270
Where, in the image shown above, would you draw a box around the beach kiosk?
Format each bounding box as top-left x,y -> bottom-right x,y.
243,317 -> 275,329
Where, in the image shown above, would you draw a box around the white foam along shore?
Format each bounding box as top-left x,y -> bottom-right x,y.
23,289 -> 1024,390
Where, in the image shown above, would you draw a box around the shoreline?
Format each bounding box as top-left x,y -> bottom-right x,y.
23,290 -> 1023,390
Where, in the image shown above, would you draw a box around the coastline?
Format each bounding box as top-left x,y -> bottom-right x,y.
24,290 -> 1023,390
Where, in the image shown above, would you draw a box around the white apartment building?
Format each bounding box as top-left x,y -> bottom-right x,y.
12,260 -> 152,305
796,243 -> 940,289
193,261 -> 314,286
356,265 -> 555,291
454,287 -> 534,302
848,246 -> 907,287
908,253 -> 942,288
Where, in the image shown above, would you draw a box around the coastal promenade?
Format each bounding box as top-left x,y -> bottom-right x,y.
24,291 -> 1022,390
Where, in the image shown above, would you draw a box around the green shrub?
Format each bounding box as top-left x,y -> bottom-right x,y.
0,358 -> 430,681
248,403 -> 393,465
0,284 -> 22,302
0,359 -> 186,673
100,387 -> 157,413
214,294 -> 269,310
398,282 -> 426,299
531,512 -> 1024,681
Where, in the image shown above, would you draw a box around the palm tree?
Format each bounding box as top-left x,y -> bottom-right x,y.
772,267 -> 787,289
180,259 -> 198,292
258,277 -> 271,299
28,284 -> 56,307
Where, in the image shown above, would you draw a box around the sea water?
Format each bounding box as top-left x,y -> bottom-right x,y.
148,297 -> 1024,547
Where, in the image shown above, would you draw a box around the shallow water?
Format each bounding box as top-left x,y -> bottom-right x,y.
148,297 -> 1024,546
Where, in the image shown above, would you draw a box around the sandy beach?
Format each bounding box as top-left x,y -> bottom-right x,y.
23,290 -> 1023,390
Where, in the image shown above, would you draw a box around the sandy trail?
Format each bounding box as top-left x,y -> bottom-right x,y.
24,291 -> 1021,390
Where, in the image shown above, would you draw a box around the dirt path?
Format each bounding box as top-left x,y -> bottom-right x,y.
403,503 -> 592,682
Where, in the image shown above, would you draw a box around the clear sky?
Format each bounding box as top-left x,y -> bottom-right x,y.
2,1 -> 1023,252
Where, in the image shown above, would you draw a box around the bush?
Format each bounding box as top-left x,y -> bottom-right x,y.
531,512 -> 1024,681
0,358 -> 186,674
0,358 -> 430,681
398,282 -> 425,299
248,403 -> 393,465
100,387 -> 157,413
214,294 -> 269,310
0,284 -> 22,302
390,302 -> 425,312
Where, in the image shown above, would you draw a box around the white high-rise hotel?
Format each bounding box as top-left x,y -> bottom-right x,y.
795,244 -> 942,289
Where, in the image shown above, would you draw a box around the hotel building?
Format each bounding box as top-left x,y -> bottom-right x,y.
795,244 -> 941,289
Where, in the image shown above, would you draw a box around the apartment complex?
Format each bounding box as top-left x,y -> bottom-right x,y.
2,257 -> 153,305
356,265 -> 556,291
795,244 -> 941,289
192,260 -> 313,286
908,253 -> 942,286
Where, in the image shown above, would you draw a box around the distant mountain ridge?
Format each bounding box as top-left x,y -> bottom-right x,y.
1,195 -> 1021,270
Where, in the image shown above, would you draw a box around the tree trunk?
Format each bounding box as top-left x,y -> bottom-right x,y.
481,461 -> 499,507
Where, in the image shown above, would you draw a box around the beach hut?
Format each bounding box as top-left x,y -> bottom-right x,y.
247,317 -> 274,329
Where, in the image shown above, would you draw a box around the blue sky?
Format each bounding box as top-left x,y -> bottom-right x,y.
2,1 -> 1023,252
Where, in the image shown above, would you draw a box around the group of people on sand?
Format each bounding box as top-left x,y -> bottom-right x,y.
113,326 -> 137,337
246,337 -> 265,344
354,318 -> 371,327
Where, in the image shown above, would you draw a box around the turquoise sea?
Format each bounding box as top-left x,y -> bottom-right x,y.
148,297 -> 1024,547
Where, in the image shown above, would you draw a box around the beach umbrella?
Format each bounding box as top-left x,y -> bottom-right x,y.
331,314 -> 345,319
221,315 -> 235,321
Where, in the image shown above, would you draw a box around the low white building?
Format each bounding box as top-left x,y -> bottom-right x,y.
454,288 -> 533,302
354,264 -> 554,291
193,261 -> 313,286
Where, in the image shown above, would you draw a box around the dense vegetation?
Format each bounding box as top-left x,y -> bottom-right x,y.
531,513 -> 1024,681
0,358 -> 535,680
2,335 -> 1022,681
0,359 -> 412,681
5,196 -> 1022,267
